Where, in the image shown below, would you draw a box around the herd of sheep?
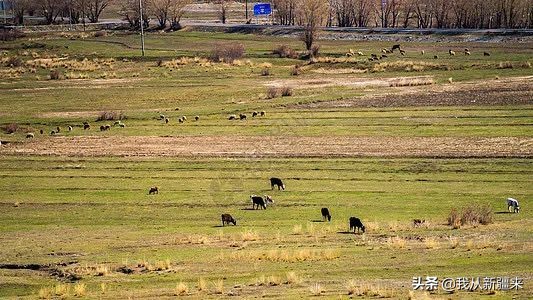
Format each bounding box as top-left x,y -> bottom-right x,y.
349,44 -> 491,61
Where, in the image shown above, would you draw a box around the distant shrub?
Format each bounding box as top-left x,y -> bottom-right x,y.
448,204 -> 493,228
211,43 -> 245,63
3,123 -> 19,134
49,69 -> 63,80
311,45 -> 320,58
273,45 -> 298,59
290,64 -> 301,76
0,29 -> 25,41
5,56 -> 23,68
261,67 -> 271,76
267,87 -> 279,99
96,111 -> 127,121
280,86 -> 293,97
94,30 -> 106,37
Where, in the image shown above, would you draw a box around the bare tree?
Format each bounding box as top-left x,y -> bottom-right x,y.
36,0 -> 66,24
151,0 -> 190,29
215,0 -> 229,24
169,0 -> 190,29
86,0 -> 113,23
7,0 -> 33,25
273,0 -> 297,25
119,0 -> 150,29
297,0 -> 329,53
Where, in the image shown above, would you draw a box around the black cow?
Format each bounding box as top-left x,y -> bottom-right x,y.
321,208 -> 331,222
250,195 -> 273,210
148,186 -> 159,195
349,217 -> 365,233
270,177 -> 285,190
391,44 -> 401,52
221,214 -> 237,226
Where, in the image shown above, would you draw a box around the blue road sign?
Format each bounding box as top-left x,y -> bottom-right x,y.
254,3 -> 272,16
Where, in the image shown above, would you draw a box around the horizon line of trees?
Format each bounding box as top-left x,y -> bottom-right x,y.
272,0 -> 532,29
4,0 -> 532,29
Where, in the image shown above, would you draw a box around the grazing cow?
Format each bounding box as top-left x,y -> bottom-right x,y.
483,51 -> 490,56
260,111 -> 266,117
194,116 -> 200,121
148,186 -> 159,195
433,55 -> 439,59
391,44 -> 401,52
68,126 -> 73,131
321,208 -> 331,222
83,124 -> 90,130
239,113 -> 247,120
252,111 -> 258,117
250,194 -> 273,210
270,177 -> 285,190
221,214 -> 237,226
349,217 -> 365,233
413,219 -> 426,227
449,50 -> 456,56
26,133 -> 34,138
507,198 -> 520,213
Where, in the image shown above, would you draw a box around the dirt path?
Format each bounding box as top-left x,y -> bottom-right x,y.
2,136 -> 531,158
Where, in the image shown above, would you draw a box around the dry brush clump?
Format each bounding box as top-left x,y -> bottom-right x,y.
372,61 -> 446,72
211,43 -> 245,63
175,282 -> 189,296
447,204 -> 493,228
273,45 -> 298,59
160,57 -> 212,68
346,281 -> 394,297
2,123 -> 19,134
266,86 -> 294,99
26,57 -> 115,72
497,61 -> 531,69
228,248 -> 340,263
389,77 -> 435,87
96,111 -> 127,122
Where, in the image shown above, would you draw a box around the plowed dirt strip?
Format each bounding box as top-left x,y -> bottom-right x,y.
2,136 -> 532,158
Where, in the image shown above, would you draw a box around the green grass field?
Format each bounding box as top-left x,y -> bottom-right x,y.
0,29 -> 531,299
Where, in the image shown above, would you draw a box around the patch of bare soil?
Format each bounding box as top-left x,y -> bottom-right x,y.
294,76 -> 533,108
266,76 -> 433,89
1,136 -> 531,158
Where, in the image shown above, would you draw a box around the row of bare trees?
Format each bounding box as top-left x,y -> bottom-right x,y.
119,0 -> 191,29
272,0 -> 532,29
7,0 -> 112,25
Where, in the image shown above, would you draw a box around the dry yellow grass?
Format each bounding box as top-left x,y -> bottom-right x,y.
73,283 -> 86,297
388,236 -> 407,249
424,237 -> 439,249
197,277 -> 207,292
228,248 -> 340,262
175,282 -> 189,296
286,271 -> 302,285
38,287 -> 53,299
241,229 -> 259,241
309,282 -> 323,296
213,279 -> 224,294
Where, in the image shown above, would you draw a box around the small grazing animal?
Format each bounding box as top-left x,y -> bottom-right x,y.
148,186 -> 159,195
250,195 -> 273,209
221,214 -> 237,226
507,198 -> 520,213
449,50 -> 456,56
239,114 -> 247,120
26,133 -> 34,138
165,118 -> 169,124
260,111 -> 266,116
228,114 -> 237,120
349,217 -> 365,233
39,129 -> 44,134
391,44 -> 401,52
483,51 -> 490,56
434,55 -> 439,59
420,50 -> 425,55
194,115 -> 200,121
252,111 -> 258,117
464,51 -> 471,55
270,177 -> 285,190
83,124 -> 90,130
321,208 -> 331,222
399,49 -> 406,56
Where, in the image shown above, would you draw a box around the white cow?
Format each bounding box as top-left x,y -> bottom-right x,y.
507,198 -> 520,213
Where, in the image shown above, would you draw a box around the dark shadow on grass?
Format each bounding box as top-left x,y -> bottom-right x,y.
337,231 -> 356,235
495,211 -> 511,214
311,219 -> 325,223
